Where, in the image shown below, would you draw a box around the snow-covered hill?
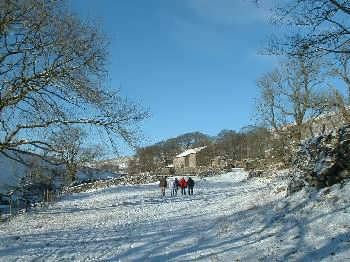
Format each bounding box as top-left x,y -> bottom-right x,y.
0,152 -> 67,196
0,169 -> 349,261
0,153 -> 121,196
0,154 -> 28,194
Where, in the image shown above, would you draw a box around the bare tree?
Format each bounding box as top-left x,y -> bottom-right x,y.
50,127 -> 101,182
329,46 -> 350,100
240,126 -> 270,159
127,157 -> 140,175
137,146 -> 161,173
268,0 -> 350,56
256,53 -> 328,142
0,0 -> 148,162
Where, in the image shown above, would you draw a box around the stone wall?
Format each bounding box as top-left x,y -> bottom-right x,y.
173,157 -> 184,169
287,125 -> 350,195
173,154 -> 197,171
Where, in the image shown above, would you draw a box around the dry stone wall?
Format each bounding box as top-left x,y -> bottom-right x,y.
287,125 -> 350,195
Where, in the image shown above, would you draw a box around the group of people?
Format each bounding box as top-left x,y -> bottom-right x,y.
159,176 -> 195,197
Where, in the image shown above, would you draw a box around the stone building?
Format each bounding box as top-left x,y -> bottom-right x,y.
173,146 -> 206,173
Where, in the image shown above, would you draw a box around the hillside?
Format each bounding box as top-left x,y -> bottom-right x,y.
0,169 -> 349,261
0,154 -> 28,194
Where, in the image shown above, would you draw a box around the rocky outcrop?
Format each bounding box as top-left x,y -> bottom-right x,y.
287,125 -> 350,195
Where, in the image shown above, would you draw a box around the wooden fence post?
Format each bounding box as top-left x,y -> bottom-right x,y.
9,196 -> 12,217
16,197 -> 19,214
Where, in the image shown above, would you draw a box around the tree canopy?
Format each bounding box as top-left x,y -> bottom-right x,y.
0,0 -> 148,163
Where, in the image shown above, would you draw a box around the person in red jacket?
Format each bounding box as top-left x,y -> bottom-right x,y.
179,177 -> 187,195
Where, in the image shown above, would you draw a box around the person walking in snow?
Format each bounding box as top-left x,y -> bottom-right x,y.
187,177 -> 195,195
171,177 -> 179,196
179,177 -> 187,195
159,176 -> 167,197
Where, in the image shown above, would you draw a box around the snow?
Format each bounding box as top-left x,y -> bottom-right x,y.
175,146 -> 207,158
75,168 -> 121,183
0,154 -> 29,194
0,152 -> 120,196
0,169 -> 349,261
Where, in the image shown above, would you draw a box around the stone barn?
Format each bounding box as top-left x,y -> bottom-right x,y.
173,147 -> 206,173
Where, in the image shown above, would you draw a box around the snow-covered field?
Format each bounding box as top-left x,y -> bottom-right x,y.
0,169 -> 349,261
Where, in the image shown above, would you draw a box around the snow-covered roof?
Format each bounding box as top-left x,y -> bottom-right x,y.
175,146 -> 207,158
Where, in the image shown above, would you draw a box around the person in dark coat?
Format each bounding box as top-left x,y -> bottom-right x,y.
179,177 -> 187,195
187,177 -> 195,195
159,176 -> 167,196
171,178 -> 179,196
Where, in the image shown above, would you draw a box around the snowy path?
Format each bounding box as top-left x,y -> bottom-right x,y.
0,169 -> 350,261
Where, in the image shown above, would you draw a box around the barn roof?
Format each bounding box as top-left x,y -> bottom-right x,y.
175,146 -> 207,158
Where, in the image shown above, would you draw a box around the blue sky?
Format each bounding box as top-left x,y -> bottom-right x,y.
69,0 -> 278,154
